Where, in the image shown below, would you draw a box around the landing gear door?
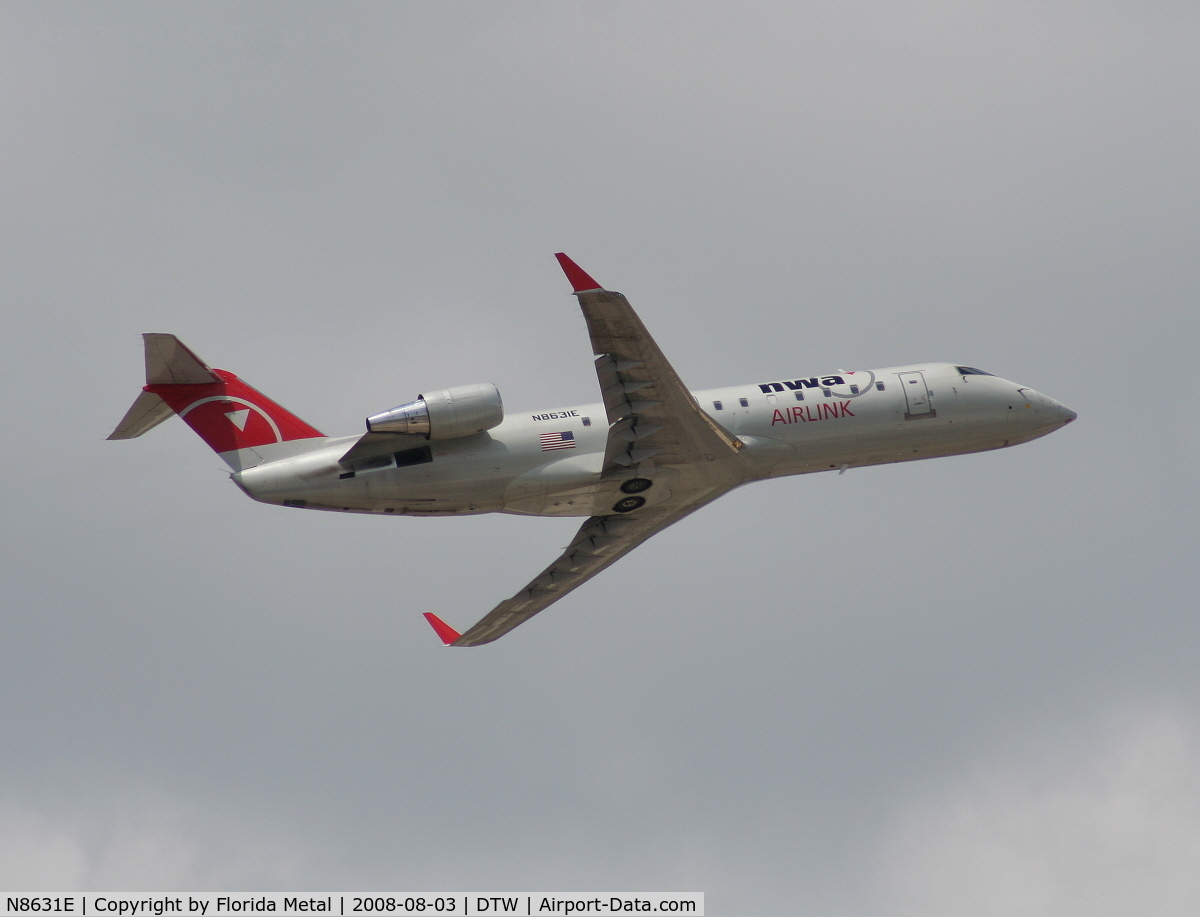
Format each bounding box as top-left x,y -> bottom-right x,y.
897,371 -> 936,419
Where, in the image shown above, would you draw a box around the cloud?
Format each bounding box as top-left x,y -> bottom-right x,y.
880,710 -> 1200,916
0,792 -> 304,890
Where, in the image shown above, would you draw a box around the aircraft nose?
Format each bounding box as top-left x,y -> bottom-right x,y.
1022,388 -> 1076,425
1042,396 -> 1076,424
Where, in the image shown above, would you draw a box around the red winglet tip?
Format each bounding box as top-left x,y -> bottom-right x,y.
423,612 -> 462,646
554,252 -> 604,292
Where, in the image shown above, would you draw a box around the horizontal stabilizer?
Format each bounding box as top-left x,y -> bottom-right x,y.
423,613 -> 462,646
143,333 -> 219,385
107,390 -> 174,440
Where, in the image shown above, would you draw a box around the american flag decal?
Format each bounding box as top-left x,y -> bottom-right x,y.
539,430 -> 576,451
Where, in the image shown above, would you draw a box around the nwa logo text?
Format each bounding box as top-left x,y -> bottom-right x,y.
758,375 -> 847,394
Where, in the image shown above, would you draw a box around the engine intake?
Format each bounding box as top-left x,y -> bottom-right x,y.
366,383 -> 503,440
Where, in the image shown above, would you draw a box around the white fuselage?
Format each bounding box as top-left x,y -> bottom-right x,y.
231,362 -> 1075,518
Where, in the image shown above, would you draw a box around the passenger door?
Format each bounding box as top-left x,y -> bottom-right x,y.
897,371 -> 935,419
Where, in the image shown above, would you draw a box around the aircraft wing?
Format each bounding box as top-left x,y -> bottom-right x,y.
555,253 -> 744,477
439,485 -> 734,646
426,254 -> 746,646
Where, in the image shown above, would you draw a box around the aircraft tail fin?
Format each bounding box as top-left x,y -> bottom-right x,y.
108,334 -> 326,466
107,334 -> 218,440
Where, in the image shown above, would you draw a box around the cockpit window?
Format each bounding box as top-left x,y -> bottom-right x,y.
956,366 -> 993,376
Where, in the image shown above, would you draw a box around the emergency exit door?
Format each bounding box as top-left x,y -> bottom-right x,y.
897,371 -> 935,419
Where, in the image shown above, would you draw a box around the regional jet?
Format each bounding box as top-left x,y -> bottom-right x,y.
109,254 -> 1076,645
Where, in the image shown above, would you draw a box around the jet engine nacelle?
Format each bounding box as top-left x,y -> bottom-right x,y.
366,383 -> 503,440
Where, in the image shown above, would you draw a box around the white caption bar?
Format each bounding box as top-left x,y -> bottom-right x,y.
0,896 -> 703,917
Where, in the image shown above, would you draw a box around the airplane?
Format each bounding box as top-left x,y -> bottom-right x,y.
109,253 -> 1076,646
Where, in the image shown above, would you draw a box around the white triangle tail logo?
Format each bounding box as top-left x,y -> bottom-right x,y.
225,409 -> 251,431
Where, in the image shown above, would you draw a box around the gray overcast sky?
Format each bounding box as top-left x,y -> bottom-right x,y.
2,2 -> 1198,912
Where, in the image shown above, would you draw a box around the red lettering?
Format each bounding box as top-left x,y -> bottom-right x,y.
790,406 -> 806,422
805,405 -> 818,421
839,401 -> 855,417
771,409 -> 787,426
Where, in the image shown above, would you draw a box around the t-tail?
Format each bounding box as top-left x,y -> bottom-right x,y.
108,334 -> 327,470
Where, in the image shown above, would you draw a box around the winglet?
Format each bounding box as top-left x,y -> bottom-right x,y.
423,612 -> 462,646
554,253 -> 604,293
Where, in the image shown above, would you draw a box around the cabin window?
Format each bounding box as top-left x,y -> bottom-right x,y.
956,366 -> 993,376
739,397 -> 749,407
582,416 -> 592,426
766,394 -> 778,404
821,388 -> 832,397
713,401 -> 723,410
794,391 -> 804,401
849,385 -> 859,394
876,381 -> 885,391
